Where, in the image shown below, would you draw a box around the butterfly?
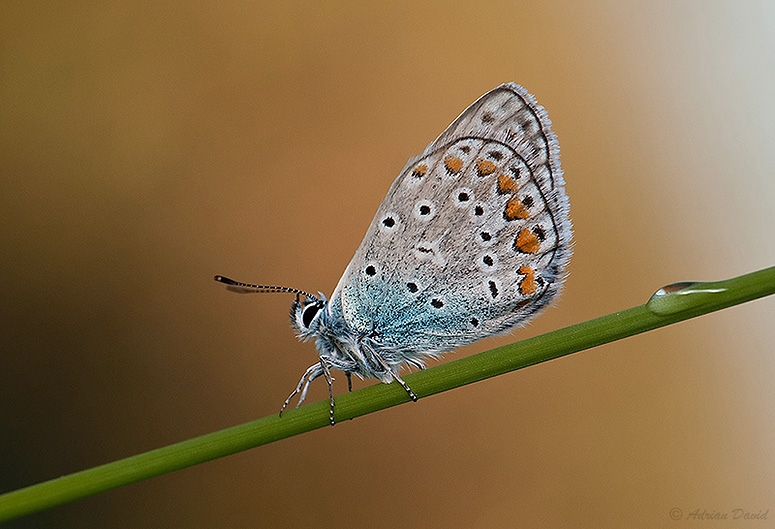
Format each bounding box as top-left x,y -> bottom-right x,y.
216,83 -> 571,425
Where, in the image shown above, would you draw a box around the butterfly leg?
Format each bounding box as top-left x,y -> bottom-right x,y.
373,354 -> 418,402
279,363 -> 322,416
346,372 -> 353,392
317,359 -> 336,425
297,368 -> 323,406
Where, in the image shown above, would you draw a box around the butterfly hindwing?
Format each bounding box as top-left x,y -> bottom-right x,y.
334,83 -> 571,357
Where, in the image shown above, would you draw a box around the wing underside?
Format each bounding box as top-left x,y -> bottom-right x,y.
334,83 -> 571,355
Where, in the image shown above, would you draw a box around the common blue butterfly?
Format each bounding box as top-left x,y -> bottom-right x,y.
217,83 -> 571,424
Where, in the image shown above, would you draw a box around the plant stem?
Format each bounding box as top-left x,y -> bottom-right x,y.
1,266 -> 773,522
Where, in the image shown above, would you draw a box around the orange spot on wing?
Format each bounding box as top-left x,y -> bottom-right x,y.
504,196 -> 529,220
497,172 -> 519,194
444,156 -> 463,174
412,164 -> 428,178
518,265 -> 538,295
475,159 -> 498,176
515,228 -> 540,254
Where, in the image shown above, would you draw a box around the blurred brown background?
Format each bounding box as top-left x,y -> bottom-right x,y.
1,2 -> 774,528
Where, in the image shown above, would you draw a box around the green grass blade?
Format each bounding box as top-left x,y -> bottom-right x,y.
1,265 -> 773,522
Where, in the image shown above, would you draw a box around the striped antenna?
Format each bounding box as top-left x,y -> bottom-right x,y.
214,275 -> 318,301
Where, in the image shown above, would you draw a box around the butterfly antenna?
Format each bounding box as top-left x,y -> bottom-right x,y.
214,275 -> 318,301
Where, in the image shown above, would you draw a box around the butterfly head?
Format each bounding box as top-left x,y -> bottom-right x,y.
290,292 -> 328,340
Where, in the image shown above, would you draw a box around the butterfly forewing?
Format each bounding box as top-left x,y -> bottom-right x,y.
335,83 -> 571,355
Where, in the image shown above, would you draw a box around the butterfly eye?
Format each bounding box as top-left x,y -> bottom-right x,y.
302,302 -> 322,328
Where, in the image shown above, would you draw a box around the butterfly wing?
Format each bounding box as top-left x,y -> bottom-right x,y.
332,83 -> 571,357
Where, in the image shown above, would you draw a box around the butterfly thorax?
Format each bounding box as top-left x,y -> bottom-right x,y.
290,293 -> 401,383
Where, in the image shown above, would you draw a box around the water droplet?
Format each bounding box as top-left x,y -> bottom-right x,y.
647,281 -> 729,315
651,282 -> 698,297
